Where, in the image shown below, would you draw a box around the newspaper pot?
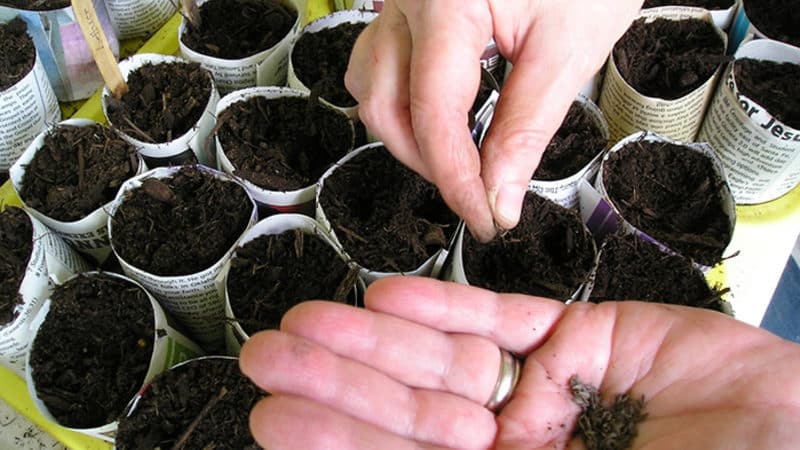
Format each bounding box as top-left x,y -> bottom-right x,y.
287,9 -> 378,119
0,17 -> 60,174
579,231 -> 733,314
179,0 -> 301,94
598,8 -> 728,143
441,192 -> 596,302
25,271 -> 203,442
0,207 -> 89,378
115,355 -> 264,449
222,214 -> 364,354
0,0 -> 119,101
316,142 -> 458,285
729,0 -> 800,52
215,86 -> 354,216
104,0 -> 177,40
102,53 -> 220,168
10,119 -> 145,264
642,2 -> 740,30
107,165 -> 257,349
592,131 -> 736,271
529,96 -> 610,209
697,39 -> 800,204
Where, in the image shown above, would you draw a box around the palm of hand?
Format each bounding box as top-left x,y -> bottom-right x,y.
495,302 -> 799,450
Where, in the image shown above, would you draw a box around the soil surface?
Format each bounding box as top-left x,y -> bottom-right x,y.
533,101 -> 608,181
115,358 -> 265,450
0,18 -> 35,91
292,21 -> 368,107
745,0 -> 800,48
181,0 -> 296,59
462,192 -> 596,300
319,146 -> 458,273
589,232 -> 727,312
570,375 -> 647,450
29,273 -> 154,429
0,0 -> 68,11
228,230 -> 357,336
0,207 -> 32,326
643,0 -> 734,8
734,58 -> 800,130
613,17 -> 728,99
602,140 -> 731,266
105,61 -> 211,144
18,124 -> 139,222
217,95 -> 354,191
110,166 -> 252,276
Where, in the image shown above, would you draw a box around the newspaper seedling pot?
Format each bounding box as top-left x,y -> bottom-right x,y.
642,2 -> 739,29
115,356 -> 264,450
179,0 -> 301,94
598,9 -> 728,142
104,0 -> 177,40
442,192 -> 596,302
0,17 -> 60,175
697,39 -> 800,204
288,9 -> 378,118
102,53 -> 220,168
10,119 -> 144,264
0,207 -> 89,377
729,0 -> 800,52
594,131 -> 736,270
0,0 -> 119,101
215,86 -> 354,216
317,143 -> 458,285
26,271 -> 203,442
222,214 -> 363,354
108,165 -> 257,349
529,96 -> 610,209
580,231 -> 732,314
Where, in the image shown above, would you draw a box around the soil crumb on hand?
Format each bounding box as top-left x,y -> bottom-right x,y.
570,375 -> 647,450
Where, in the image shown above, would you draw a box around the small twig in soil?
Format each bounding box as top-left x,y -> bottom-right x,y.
171,386 -> 228,450
336,224 -> 368,244
293,229 -> 304,258
333,266 -> 359,303
122,117 -> 156,143
77,145 -> 86,191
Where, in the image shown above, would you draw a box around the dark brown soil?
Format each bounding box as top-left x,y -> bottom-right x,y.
29,273 -> 154,429
318,146 -> 458,273
181,0 -> 296,59
745,0 -> 800,48
643,0 -> 734,9
110,166 -> 252,276
734,58 -> 800,130
589,232 -> 727,312
115,358 -> 265,450
292,21 -> 368,107
18,124 -> 139,222
217,95 -> 354,191
0,18 -> 35,91
602,140 -> 731,266
105,61 -> 211,144
0,0 -> 68,11
570,375 -> 647,450
533,101 -> 608,181
462,192 -> 595,300
613,17 -> 728,99
228,230 -> 358,335
0,207 -> 32,326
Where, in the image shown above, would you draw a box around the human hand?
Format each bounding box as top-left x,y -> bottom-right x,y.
345,0 -> 643,241
240,277 -> 800,449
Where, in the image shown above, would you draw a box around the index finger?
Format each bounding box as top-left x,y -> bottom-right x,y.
401,0 -> 496,242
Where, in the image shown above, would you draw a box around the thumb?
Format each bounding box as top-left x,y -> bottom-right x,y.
481,53 -> 592,230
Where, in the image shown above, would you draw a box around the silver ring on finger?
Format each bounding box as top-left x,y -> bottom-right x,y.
485,348 -> 521,412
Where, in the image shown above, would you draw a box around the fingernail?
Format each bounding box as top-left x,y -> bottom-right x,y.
488,184 -> 525,229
